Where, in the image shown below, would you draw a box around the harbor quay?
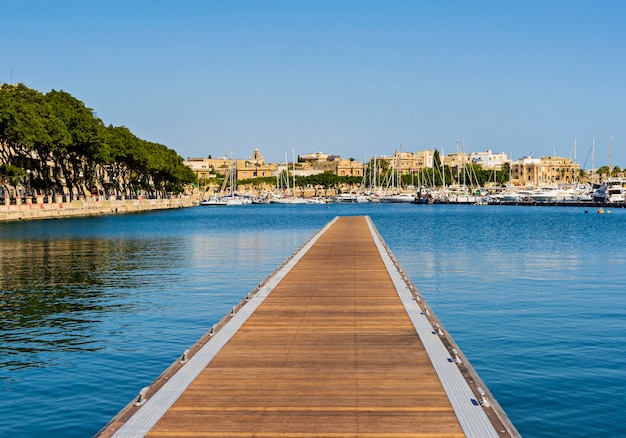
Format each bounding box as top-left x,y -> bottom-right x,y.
0,195 -> 194,222
99,216 -> 519,437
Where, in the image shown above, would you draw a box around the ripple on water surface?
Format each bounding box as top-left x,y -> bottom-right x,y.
1,204 -> 626,437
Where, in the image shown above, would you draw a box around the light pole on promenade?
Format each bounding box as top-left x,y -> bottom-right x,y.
26,169 -> 31,197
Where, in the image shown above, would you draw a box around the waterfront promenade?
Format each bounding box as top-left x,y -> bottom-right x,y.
99,216 -> 518,437
0,196 -> 193,221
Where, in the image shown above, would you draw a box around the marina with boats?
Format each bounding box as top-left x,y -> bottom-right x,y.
3,203 -> 625,437
195,143 -> 626,208
199,178 -> 626,208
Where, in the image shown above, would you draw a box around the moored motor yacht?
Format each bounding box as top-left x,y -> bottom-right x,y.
591,178 -> 626,204
379,193 -> 416,203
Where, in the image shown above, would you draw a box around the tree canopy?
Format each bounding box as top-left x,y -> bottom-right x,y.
0,83 -> 195,197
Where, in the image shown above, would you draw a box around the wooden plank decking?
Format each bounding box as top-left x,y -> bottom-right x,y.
102,216 -> 518,438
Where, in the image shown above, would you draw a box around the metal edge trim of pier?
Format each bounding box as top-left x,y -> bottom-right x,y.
100,215 -> 520,437
103,217 -> 339,437
365,216 -> 520,438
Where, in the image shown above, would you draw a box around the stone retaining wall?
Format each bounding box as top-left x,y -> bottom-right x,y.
0,195 -> 195,222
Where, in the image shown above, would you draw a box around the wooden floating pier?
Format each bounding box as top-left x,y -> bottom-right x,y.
99,216 -> 519,437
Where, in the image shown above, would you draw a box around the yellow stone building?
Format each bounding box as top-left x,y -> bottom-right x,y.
298,153 -> 363,177
336,159 -> 364,177
510,156 -> 580,186
443,152 -> 470,170
370,150 -> 436,175
235,149 -> 277,180
395,151 -> 435,174
185,149 -> 277,181
184,156 -> 230,180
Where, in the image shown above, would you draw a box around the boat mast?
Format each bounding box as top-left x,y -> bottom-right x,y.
371,155 -> 375,192
373,155 -> 377,193
553,147 -> 556,186
230,156 -> 234,196
441,147 -> 445,189
456,139 -> 460,187
591,139 -> 595,184
292,149 -> 296,196
573,138 -> 577,185
431,149 -> 435,189
609,136 -> 613,178
284,153 -> 289,193
396,144 -> 401,193
461,137 -> 467,190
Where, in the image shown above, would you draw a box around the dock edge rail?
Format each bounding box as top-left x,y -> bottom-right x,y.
365,216 -> 521,438
96,217 -> 340,437
96,215 -> 520,437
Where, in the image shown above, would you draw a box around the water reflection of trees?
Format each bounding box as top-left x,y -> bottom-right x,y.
0,238 -> 179,370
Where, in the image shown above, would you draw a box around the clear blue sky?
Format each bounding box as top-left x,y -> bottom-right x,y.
2,0 -> 625,167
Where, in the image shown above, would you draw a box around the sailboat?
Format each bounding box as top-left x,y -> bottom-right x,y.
270,152 -> 308,204
200,157 -> 249,206
200,197 -> 228,206
379,150 -> 416,203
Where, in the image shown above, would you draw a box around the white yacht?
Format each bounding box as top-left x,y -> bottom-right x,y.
333,193 -> 369,203
200,197 -> 228,206
379,193 -> 416,203
591,178 -> 626,204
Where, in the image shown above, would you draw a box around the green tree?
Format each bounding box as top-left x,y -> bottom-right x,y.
498,163 -> 511,185
1,84 -> 193,198
597,166 -> 610,178
0,163 -> 26,188
433,150 -> 442,169
611,166 -> 622,177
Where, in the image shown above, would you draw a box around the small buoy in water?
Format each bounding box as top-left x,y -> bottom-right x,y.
598,207 -> 604,214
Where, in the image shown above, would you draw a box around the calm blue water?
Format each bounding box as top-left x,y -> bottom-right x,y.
1,204 -> 625,437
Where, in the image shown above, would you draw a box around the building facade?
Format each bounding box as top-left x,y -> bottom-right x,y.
368,150 -> 437,175
185,149 -> 278,181
235,149 -> 277,180
298,152 -> 363,177
443,152 -> 470,170
510,155 -> 580,186
469,150 -> 509,170
184,156 -> 230,180
336,158 -> 364,177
